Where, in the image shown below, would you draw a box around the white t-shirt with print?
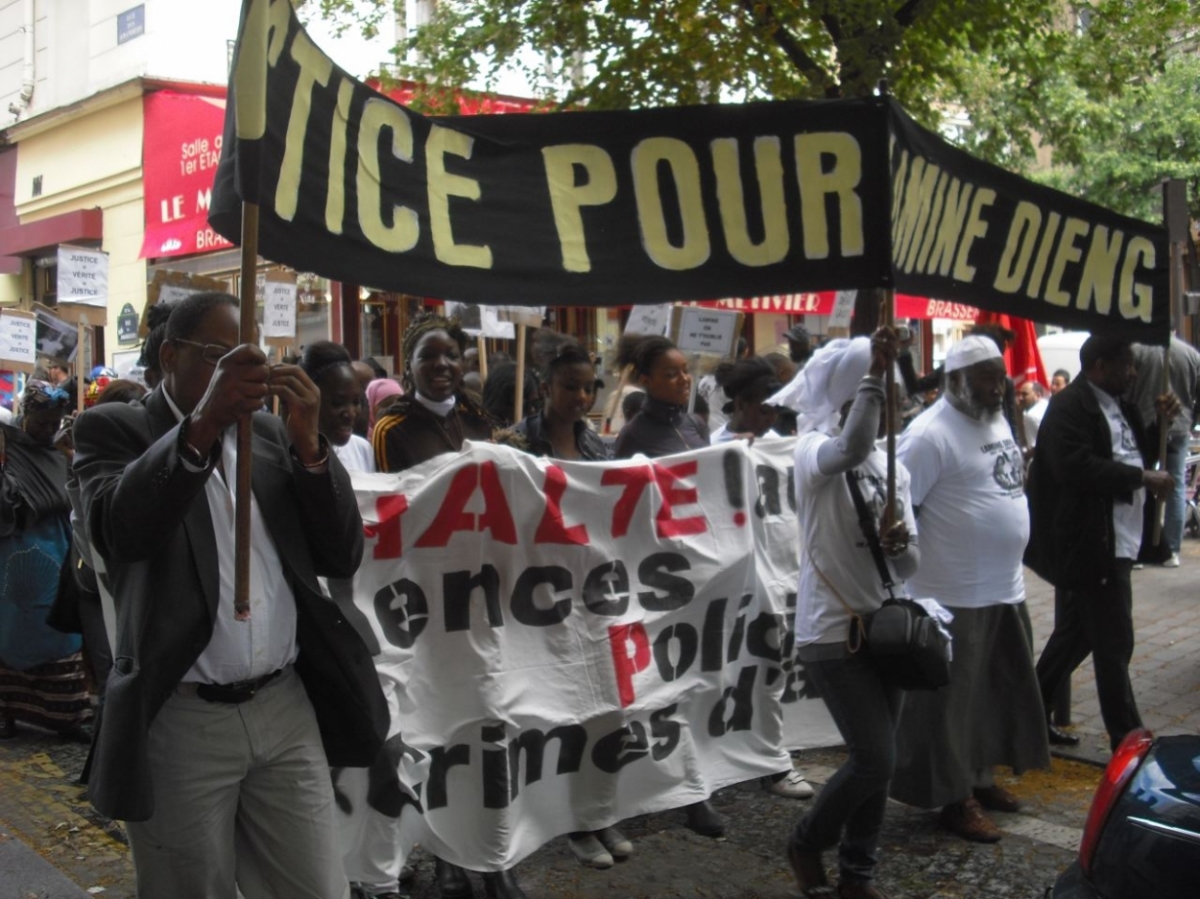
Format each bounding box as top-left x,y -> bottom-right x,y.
898,398 -> 1028,608
1089,383 -> 1145,560
793,432 -> 917,647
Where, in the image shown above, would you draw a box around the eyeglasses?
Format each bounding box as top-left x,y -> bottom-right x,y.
174,339 -> 232,365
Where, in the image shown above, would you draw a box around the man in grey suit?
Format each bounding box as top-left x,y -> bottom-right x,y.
73,292 -> 387,899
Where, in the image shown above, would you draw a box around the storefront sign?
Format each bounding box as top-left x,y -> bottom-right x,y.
57,245 -> 108,307
140,91 -> 233,260
212,0 -> 1170,343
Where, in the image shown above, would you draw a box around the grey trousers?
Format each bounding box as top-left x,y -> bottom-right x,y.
125,667 -> 350,899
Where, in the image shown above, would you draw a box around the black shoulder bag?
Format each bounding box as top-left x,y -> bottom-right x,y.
845,470 -> 952,691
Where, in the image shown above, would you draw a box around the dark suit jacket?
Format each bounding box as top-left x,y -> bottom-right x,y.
72,388 -> 388,822
1024,376 -> 1152,590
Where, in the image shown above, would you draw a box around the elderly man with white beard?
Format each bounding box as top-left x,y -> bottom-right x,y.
888,336 -> 1050,843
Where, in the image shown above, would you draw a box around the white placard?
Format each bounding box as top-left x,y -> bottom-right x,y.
445,302 -> 516,339
262,280 -> 298,339
57,245 -> 109,307
0,310 -> 38,369
828,290 -> 856,329
624,303 -> 672,337
673,307 -> 740,355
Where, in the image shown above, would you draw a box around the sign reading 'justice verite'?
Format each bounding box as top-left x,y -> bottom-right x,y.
210,0 -> 1170,342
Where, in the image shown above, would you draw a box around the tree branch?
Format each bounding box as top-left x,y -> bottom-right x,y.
739,0 -> 840,97
894,0 -> 933,29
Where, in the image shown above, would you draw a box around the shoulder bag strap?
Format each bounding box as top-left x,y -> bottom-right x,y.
808,550 -> 866,654
844,469 -> 897,598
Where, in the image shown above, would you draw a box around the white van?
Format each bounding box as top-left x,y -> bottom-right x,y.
1037,332 -> 1089,381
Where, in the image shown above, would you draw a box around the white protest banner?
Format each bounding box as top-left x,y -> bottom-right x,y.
0,309 -> 38,373
337,438 -> 838,870
262,277 -> 298,343
57,245 -> 109,308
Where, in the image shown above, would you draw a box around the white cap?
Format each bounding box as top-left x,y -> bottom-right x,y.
945,335 -> 1003,373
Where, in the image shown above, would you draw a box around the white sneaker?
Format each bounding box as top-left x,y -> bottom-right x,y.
1164,552 -> 1181,568
764,768 -> 814,799
596,826 -> 633,859
568,833 -> 613,868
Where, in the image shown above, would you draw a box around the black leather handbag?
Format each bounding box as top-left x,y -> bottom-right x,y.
844,471 -> 951,691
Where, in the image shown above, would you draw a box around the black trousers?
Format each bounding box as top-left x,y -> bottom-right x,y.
1035,560 -> 1142,749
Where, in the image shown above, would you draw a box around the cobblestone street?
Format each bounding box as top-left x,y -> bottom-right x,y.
3,546 -> 1197,899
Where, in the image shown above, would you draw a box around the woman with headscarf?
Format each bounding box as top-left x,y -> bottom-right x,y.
0,380 -> 91,740
365,377 -> 404,438
775,330 -> 917,899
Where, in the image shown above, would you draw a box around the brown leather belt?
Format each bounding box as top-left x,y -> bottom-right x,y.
180,669 -> 283,704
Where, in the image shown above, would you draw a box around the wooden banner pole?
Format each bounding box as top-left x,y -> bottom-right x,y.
477,334 -> 488,382
75,318 -> 86,413
234,201 -> 259,621
513,324 -> 527,424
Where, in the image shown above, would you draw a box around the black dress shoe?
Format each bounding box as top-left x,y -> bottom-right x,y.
1047,724 -> 1080,746
481,869 -> 526,899
684,799 -> 726,837
435,858 -> 473,899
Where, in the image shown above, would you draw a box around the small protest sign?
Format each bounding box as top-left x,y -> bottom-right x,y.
57,245 -> 109,308
262,273 -> 298,345
0,309 -> 38,373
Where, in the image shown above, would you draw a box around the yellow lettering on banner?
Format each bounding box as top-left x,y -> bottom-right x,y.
426,125 -> 493,269
325,79 -> 355,235
542,144 -> 618,273
913,174 -> 949,274
631,137 -> 711,271
1026,212 -> 1061,300
927,178 -> 972,277
1044,217 -> 1090,307
1077,225 -> 1124,314
275,30 -> 332,222
994,201 -> 1043,293
356,98 -> 419,253
795,132 -> 863,259
1119,237 -> 1155,323
890,150 -> 910,245
233,0 -> 293,141
711,137 -> 787,267
898,162 -> 941,272
952,188 -> 996,282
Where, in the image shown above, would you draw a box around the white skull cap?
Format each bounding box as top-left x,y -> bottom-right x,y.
945,335 -> 1003,373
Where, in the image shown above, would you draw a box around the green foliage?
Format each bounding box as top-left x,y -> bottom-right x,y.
945,1 -> 1200,222
303,0 -> 1057,130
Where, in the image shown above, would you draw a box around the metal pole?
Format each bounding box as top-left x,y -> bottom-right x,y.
234,201 -> 259,621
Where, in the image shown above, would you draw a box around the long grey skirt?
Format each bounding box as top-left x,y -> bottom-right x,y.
889,601 -> 1051,809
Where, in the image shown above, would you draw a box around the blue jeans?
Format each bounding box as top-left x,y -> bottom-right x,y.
793,653 -> 904,884
1165,431 -> 1188,554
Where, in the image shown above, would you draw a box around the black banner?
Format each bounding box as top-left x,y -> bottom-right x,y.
211,0 -> 1169,342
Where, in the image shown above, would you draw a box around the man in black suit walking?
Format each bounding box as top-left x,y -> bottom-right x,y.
1025,335 -> 1176,752
73,292 -> 386,899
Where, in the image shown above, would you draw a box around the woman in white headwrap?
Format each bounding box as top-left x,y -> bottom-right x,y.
778,329 -> 919,899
